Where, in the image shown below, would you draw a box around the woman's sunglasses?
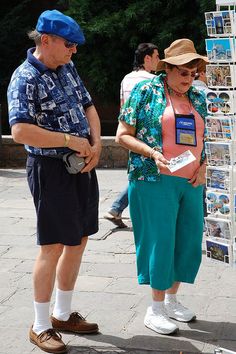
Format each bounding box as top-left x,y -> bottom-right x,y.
175,66 -> 197,78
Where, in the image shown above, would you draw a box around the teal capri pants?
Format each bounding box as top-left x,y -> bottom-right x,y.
129,174 -> 204,291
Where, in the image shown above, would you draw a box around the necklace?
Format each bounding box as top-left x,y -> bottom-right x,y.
167,85 -> 188,98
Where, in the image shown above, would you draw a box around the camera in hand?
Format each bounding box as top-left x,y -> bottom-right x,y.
63,152 -> 85,174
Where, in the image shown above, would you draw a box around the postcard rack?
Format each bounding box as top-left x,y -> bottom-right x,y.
216,0 -> 236,11
214,347 -> 236,354
204,0 -> 236,267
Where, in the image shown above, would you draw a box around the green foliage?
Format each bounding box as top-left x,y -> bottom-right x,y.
0,0 -> 217,134
66,0 -> 216,100
0,0 -> 63,133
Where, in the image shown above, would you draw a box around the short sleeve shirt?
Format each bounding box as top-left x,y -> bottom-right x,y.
120,70 -> 156,104
7,48 -> 93,156
118,73 -> 207,182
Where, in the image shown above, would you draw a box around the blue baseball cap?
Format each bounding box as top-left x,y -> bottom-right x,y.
36,9 -> 85,45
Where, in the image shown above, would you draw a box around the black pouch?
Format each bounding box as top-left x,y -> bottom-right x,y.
63,152 -> 85,174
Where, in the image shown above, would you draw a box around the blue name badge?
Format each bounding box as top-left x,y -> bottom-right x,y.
175,114 -> 197,146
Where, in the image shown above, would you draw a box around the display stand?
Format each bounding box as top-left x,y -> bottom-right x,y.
204,0 -> 236,268
215,348 -> 236,354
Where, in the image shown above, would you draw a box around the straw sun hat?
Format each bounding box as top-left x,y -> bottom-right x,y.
156,38 -> 208,71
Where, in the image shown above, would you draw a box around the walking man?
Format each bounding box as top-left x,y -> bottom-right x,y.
104,43 -> 160,227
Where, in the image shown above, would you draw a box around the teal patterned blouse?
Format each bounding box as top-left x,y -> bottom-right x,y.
118,73 -> 207,182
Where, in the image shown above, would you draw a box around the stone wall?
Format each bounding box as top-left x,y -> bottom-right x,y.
0,136 -> 128,168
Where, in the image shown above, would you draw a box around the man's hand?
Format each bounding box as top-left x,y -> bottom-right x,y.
69,136 -> 92,156
81,143 -> 102,173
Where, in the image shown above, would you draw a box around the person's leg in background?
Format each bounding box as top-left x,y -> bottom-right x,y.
104,186 -> 129,228
110,186 -> 129,215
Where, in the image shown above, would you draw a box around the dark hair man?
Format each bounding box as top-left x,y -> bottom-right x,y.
104,43 -> 159,227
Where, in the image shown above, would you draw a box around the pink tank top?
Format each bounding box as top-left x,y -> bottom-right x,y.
160,91 -> 205,179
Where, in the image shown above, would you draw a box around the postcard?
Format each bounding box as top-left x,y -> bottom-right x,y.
206,64 -> 235,88
205,141 -> 232,166
205,217 -> 231,241
206,166 -> 230,191
206,190 -> 231,217
206,239 -> 231,264
167,150 -> 196,173
234,194 -> 236,222
216,0 -> 236,5
205,10 -> 235,36
205,38 -> 235,62
234,247 -> 236,269
206,90 -> 235,115
205,116 -> 233,140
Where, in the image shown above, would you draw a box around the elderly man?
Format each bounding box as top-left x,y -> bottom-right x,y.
7,9 -> 101,354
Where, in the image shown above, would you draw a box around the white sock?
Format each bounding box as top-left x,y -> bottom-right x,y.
52,288 -> 73,321
152,300 -> 165,314
165,293 -> 177,303
33,301 -> 52,334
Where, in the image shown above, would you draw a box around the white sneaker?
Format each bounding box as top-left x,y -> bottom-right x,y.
144,306 -> 179,335
165,298 -> 196,322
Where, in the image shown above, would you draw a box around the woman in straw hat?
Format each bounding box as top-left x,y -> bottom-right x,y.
116,38 -> 208,335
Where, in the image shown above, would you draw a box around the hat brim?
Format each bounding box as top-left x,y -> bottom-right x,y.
156,53 -> 209,71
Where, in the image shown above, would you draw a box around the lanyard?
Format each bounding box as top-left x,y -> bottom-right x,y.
165,82 -> 193,115
165,83 -> 197,147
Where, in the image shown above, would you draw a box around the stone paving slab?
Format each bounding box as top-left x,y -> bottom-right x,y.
0,168 -> 236,354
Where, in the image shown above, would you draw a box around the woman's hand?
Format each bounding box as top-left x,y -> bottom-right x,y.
152,151 -> 170,170
188,163 -> 206,187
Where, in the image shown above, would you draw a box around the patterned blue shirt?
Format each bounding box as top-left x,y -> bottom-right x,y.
7,48 -> 93,156
118,73 -> 207,182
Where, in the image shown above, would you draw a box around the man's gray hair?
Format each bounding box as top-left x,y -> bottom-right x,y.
27,29 -> 42,45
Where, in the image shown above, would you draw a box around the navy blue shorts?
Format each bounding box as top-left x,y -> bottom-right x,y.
26,155 -> 99,246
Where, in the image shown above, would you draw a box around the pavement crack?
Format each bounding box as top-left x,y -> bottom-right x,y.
121,311 -> 137,331
0,288 -> 18,304
0,246 -> 11,256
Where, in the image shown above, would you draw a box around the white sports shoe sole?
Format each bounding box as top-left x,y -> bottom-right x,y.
144,318 -> 179,335
167,313 -> 196,323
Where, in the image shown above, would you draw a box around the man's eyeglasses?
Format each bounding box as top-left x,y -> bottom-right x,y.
175,66 -> 197,78
50,35 -> 77,49
64,40 -> 78,49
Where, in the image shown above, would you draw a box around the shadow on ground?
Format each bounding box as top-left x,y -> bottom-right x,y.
67,319 -> 236,354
